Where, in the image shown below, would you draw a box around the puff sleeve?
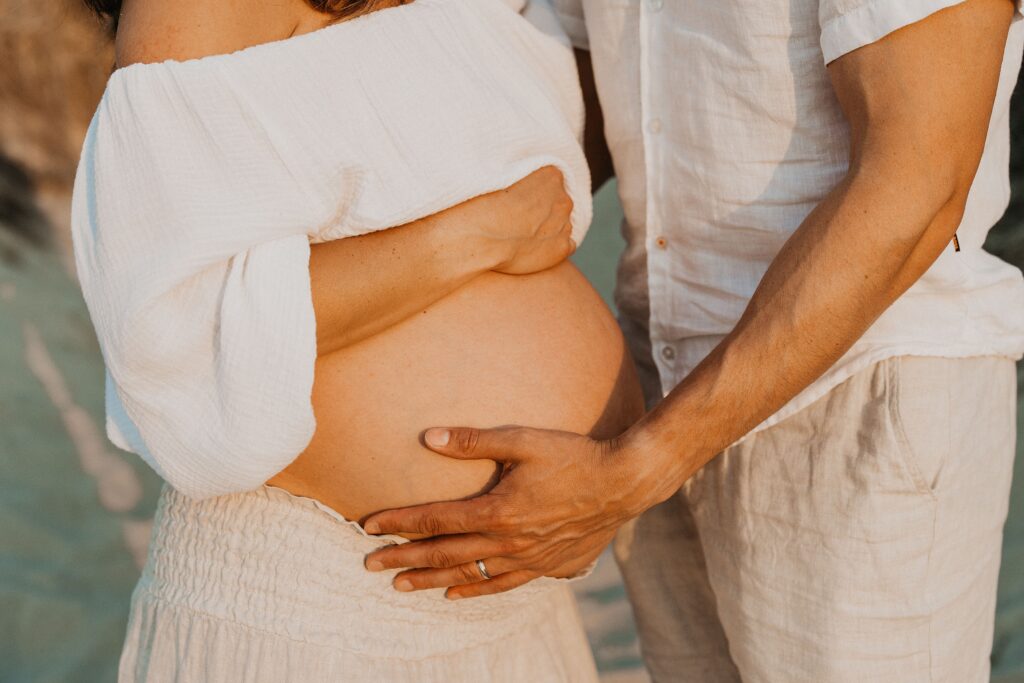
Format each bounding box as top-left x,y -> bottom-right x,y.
71,66 -> 352,499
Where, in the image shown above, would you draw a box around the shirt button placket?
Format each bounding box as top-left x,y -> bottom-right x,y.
640,0 -> 672,392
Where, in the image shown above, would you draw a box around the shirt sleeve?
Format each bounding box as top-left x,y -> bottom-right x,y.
549,0 -> 589,50
71,65 -> 352,500
819,0 -> 1022,64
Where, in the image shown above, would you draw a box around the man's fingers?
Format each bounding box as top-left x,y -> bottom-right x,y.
445,570 -> 539,601
365,534 -> 505,572
392,557 -> 515,592
422,425 -> 539,463
363,498 -> 496,536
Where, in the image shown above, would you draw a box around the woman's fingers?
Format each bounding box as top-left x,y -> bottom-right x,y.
490,165 -> 574,275
445,570 -> 540,601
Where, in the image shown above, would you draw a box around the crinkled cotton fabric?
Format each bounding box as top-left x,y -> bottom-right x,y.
119,485 -> 599,682
70,0 -> 592,499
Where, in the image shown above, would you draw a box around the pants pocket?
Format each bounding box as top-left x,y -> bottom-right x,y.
889,356 -> 953,498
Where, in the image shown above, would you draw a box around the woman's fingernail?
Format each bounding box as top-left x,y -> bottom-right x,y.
395,579 -> 413,592
446,592 -> 464,601
425,429 -> 450,448
365,558 -> 384,572
364,521 -> 381,534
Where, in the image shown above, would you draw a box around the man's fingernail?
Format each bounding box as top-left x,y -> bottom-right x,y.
364,521 -> 381,534
447,592 -> 464,601
395,579 -> 413,592
365,558 -> 384,572
426,429 -> 450,448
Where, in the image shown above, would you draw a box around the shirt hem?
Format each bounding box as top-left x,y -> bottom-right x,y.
735,343 -> 1023,448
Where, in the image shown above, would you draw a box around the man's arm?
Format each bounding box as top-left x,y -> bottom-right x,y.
361,0 -> 1016,599
622,0 -> 1015,501
622,0 -> 1015,500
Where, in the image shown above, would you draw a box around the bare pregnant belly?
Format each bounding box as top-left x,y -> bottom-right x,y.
268,262 -> 644,526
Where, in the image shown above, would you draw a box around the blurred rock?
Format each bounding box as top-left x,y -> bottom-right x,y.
0,0 -> 111,194
0,153 -> 50,249
1,0 -> 111,257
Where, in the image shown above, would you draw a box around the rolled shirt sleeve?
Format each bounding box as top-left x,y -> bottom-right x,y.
550,0 -> 589,50
819,0 -> 1023,64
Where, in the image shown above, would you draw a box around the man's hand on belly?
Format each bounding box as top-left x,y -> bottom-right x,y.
362,426 -> 646,598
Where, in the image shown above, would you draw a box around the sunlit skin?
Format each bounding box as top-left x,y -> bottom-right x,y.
362,0 -> 1018,599
116,0 -> 644,538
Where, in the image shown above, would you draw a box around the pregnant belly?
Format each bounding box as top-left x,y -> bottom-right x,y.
268,262 -> 644,526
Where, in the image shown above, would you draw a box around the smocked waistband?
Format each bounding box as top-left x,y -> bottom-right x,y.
135,485 -> 570,655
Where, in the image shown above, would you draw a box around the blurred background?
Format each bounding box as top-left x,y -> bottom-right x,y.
0,2 -> 1022,681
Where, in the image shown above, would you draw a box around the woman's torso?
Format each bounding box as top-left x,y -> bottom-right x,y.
81,0 -> 621,508
270,261 -> 644,524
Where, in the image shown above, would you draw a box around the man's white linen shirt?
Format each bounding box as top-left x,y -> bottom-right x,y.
554,0 -> 1024,433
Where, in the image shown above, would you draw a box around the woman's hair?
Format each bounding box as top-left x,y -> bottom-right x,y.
84,0 -> 409,33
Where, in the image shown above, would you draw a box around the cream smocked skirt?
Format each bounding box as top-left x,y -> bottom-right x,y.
118,486 -> 599,682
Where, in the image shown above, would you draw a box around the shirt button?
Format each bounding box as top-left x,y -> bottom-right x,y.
661,345 -> 675,361
655,236 -> 668,249
647,118 -> 663,134
649,0 -> 665,11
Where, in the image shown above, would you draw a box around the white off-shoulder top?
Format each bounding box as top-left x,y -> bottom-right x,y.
70,0 -> 592,499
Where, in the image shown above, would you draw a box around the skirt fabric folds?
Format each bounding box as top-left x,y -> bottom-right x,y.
119,486 -> 598,682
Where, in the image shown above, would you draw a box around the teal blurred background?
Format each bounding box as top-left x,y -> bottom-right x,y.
0,3 -> 1022,681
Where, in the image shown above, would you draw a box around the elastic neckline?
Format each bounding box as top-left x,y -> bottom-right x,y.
109,0 -> 434,79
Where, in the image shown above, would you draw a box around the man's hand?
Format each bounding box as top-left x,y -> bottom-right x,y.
461,165 -> 577,276
362,426 -> 657,600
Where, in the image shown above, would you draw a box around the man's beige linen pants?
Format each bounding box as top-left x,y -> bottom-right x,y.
616,356 -> 1017,682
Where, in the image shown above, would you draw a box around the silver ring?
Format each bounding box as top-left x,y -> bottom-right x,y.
476,559 -> 492,580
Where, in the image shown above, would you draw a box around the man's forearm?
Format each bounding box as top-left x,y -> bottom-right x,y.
620,164 -> 972,507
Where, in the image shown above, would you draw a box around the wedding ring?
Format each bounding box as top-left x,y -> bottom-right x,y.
476,559 -> 492,580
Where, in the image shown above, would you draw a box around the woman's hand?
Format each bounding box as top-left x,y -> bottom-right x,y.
459,166 -> 577,276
